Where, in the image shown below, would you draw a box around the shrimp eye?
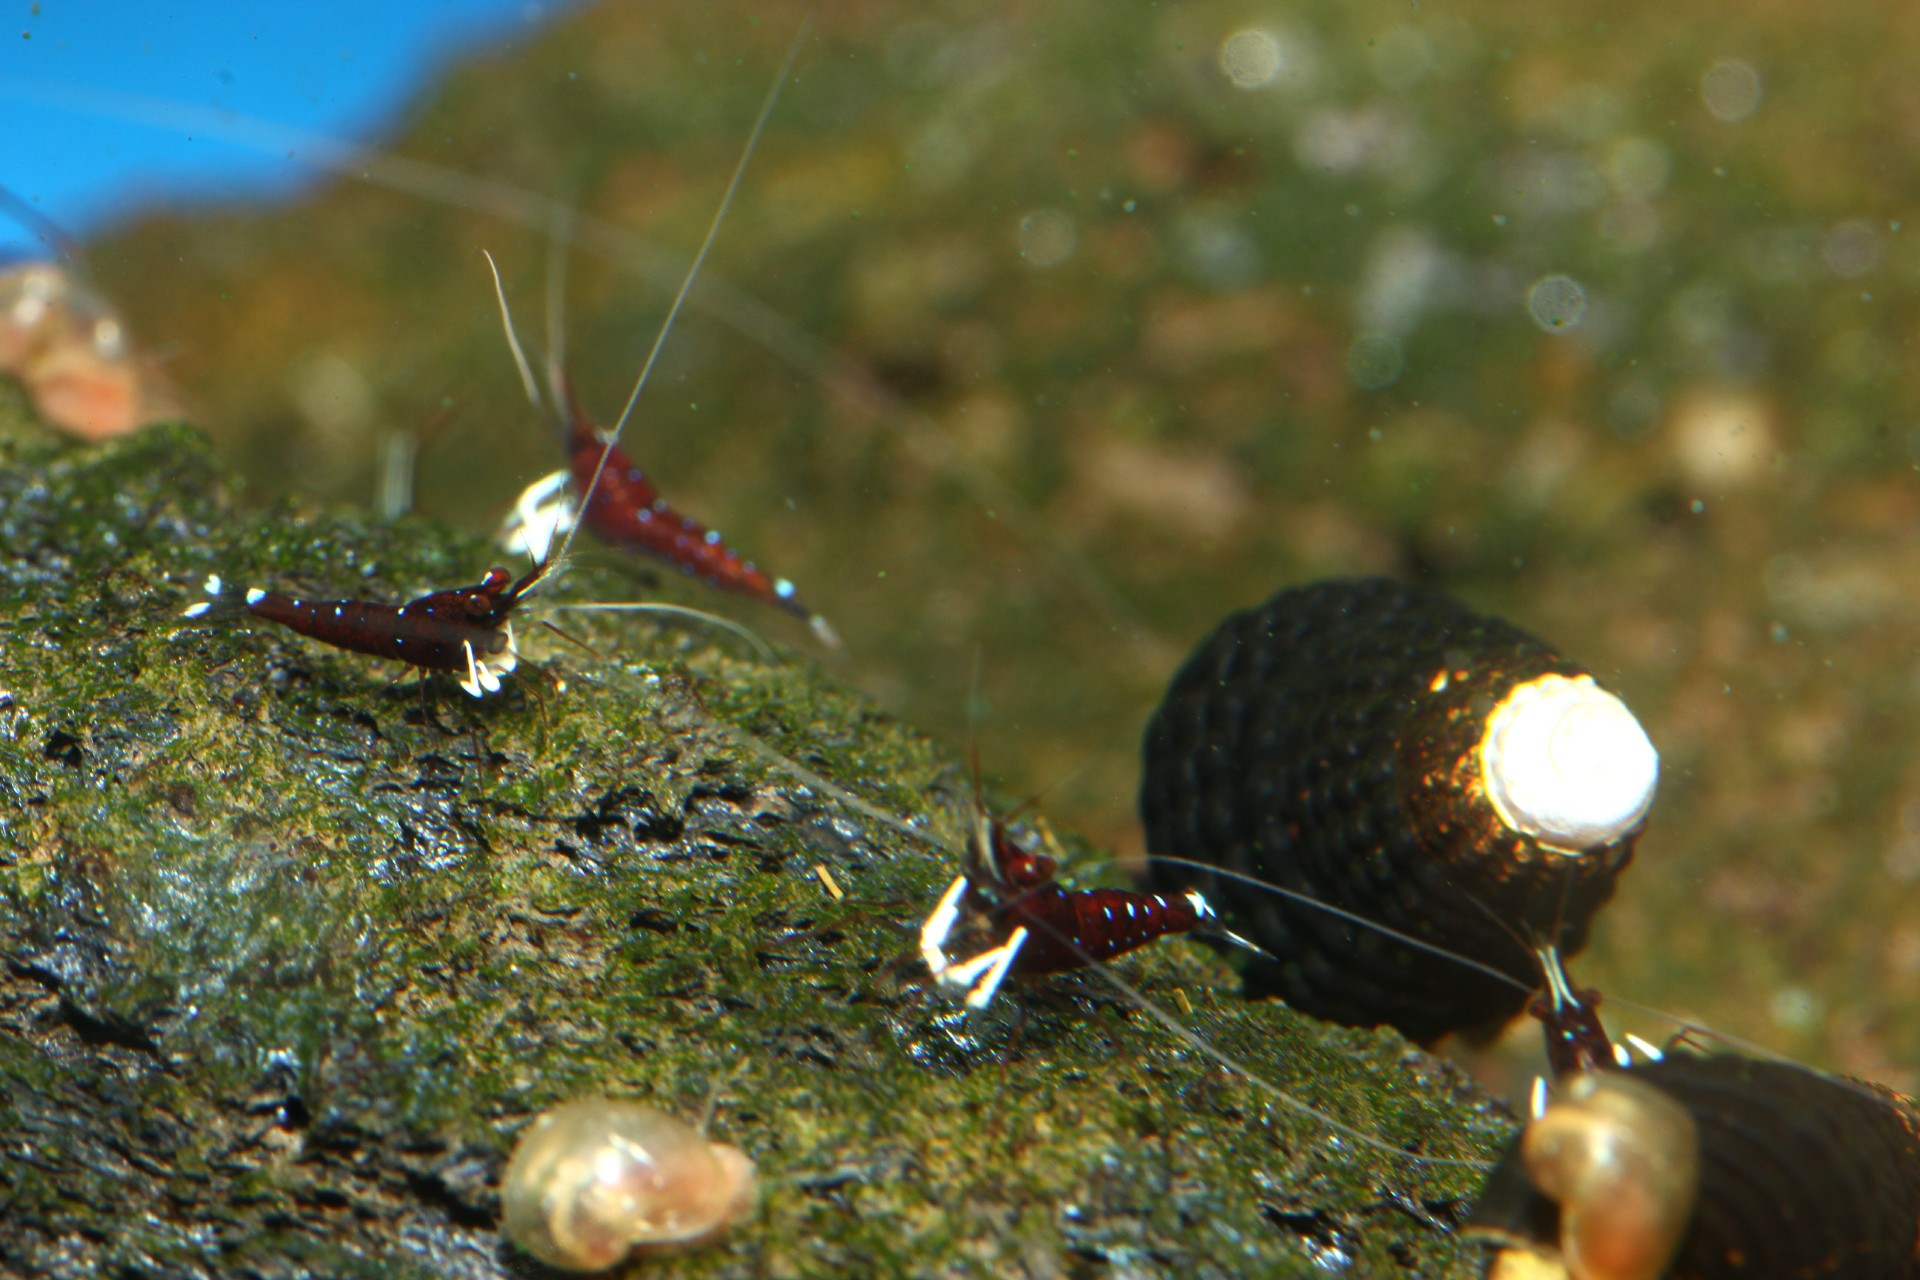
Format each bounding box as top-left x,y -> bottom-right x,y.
464,592 -> 491,617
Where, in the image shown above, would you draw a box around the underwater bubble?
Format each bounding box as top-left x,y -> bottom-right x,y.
1016,209 -> 1077,268
1219,28 -> 1283,89
1702,59 -> 1762,123
1526,275 -> 1588,332
1347,334 -> 1405,390
1822,219 -> 1883,279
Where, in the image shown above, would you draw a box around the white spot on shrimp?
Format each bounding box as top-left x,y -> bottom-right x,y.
245,589 -> 267,606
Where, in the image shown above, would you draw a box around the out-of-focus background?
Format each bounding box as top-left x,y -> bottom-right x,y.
9,0 -> 1920,1091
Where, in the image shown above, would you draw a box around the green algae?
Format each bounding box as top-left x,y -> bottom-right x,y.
0,416 -> 1510,1274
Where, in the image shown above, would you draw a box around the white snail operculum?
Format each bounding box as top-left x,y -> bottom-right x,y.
1518,1071 -> 1698,1280
501,1098 -> 757,1272
1480,673 -> 1659,853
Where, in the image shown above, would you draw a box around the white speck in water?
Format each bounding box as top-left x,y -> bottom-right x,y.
1219,28 -> 1283,89
1016,209 -> 1077,268
1702,58 -> 1762,123
1527,274 -> 1588,332
1346,334 -> 1405,390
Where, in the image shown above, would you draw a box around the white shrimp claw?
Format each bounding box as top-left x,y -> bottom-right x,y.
918,872 -> 1030,1009
500,468 -> 578,562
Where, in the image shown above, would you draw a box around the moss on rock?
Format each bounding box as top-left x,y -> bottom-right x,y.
0,414 -> 1509,1276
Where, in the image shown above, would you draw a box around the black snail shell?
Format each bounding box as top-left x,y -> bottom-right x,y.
1140,577 -> 1658,1043
1467,1054 -> 1920,1280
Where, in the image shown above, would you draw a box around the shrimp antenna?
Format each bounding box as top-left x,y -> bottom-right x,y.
560,18 -> 812,569
1020,904 -> 1494,1171
548,600 -> 776,661
483,249 -> 548,417
545,198 -> 575,417
1146,854 -> 1540,995
671,709 -> 1488,1172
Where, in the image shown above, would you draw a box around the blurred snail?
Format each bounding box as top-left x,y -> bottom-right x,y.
501,1098 -> 757,1271
0,259 -> 179,441
1141,577 -> 1658,1043
1469,1054 -> 1920,1280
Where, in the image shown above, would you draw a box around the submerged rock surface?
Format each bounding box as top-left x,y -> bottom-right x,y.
0,412 -> 1506,1276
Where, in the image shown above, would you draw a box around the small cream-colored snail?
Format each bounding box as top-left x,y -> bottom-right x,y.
1513,1072 -> 1697,1280
501,1098 -> 757,1272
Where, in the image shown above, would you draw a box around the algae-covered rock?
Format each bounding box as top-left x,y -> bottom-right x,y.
0,414 -> 1509,1276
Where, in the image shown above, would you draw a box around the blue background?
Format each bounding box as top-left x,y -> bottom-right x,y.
0,0 -> 572,259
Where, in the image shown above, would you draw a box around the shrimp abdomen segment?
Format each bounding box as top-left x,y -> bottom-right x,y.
1005,885 -> 1207,976
570,430 -> 812,622
241,589 -> 507,672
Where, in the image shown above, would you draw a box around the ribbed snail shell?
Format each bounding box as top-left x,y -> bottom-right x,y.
501,1099 -> 757,1272
1469,1055 -> 1920,1280
1141,577 -> 1656,1042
